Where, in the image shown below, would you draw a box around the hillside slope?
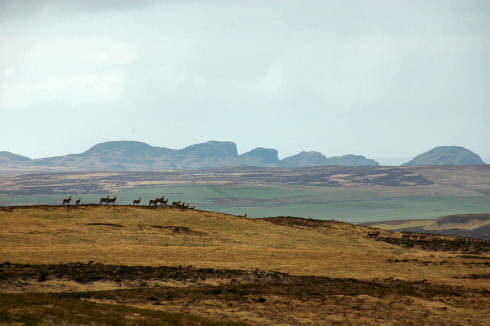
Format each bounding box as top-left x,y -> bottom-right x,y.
1,205 -> 488,285
364,214 -> 490,239
1,205 -> 489,325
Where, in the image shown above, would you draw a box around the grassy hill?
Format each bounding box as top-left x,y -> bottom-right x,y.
1,205 -> 489,325
364,214 -> 490,239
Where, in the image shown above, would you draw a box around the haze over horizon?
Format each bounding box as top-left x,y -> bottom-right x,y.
1,0 -> 489,165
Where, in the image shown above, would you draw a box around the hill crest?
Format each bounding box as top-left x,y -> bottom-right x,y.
0,140 -> 379,172
403,146 -> 485,166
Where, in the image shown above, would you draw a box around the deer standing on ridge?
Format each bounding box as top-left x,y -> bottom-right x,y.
107,196 -> 117,205
62,196 -> 72,205
133,197 -> 142,206
100,195 -> 110,205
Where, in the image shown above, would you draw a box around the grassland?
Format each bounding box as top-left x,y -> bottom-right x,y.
1,205 -> 489,325
1,183 -> 489,223
0,165 -> 489,224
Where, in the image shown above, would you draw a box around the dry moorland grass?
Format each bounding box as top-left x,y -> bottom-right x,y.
1,205 -> 488,286
1,205 -> 489,325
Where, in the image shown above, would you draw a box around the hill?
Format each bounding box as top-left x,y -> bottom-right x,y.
279,151 -> 329,167
0,151 -> 31,164
363,214 -> 490,239
325,154 -> 379,166
0,205 -> 489,325
403,146 -> 485,166
0,140 -> 379,172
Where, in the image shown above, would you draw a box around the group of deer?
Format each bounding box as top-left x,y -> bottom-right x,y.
132,195 -> 195,209
99,195 -> 117,205
171,200 -> 195,210
146,195 -> 168,206
62,196 -> 81,205
62,194 -> 194,209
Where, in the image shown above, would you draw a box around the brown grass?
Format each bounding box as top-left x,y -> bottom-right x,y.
1,205 -> 489,325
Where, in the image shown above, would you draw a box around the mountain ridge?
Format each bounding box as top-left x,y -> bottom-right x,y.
0,141 -> 486,172
0,140 -> 379,172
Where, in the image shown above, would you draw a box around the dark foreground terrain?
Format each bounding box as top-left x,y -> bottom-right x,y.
1,262 -> 489,325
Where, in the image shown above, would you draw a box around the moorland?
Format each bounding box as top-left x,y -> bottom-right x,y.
1,204 -> 489,325
364,213 -> 490,239
0,165 -> 489,225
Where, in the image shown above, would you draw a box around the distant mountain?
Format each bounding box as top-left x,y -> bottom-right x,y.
239,148 -> 279,167
325,154 -> 379,167
0,151 -> 31,165
403,146 -> 485,166
280,151 -> 328,168
32,141 -> 242,170
279,152 -> 379,168
0,140 -> 380,172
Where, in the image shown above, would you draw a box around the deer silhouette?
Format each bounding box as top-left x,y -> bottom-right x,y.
75,198 -> 81,205
62,196 -> 72,205
100,195 -> 110,205
133,197 -> 142,206
181,202 -> 189,209
149,199 -> 158,206
107,196 -> 117,205
156,195 -> 165,205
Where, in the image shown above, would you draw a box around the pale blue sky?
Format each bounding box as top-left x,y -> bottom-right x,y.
0,0 -> 489,164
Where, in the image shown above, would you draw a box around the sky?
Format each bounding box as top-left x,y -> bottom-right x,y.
0,0 -> 489,165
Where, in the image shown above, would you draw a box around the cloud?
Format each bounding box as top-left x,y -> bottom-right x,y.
30,37 -> 138,67
0,36 -> 138,74
0,36 -> 136,111
0,0 -> 160,18
0,72 -> 127,110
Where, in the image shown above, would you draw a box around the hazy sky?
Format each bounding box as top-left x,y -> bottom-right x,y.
1,0 -> 489,164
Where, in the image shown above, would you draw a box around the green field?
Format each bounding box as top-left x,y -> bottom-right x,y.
1,183 -> 489,224
208,196 -> 490,223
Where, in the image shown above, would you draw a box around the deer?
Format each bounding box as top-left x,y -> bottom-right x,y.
189,206 -> 195,210
171,200 -> 181,207
181,202 -> 189,209
107,196 -> 117,205
62,196 -> 72,205
100,195 -> 110,205
155,195 -> 165,205
149,199 -> 158,206
133,197 -> 142,206
75,198 -> 81,205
